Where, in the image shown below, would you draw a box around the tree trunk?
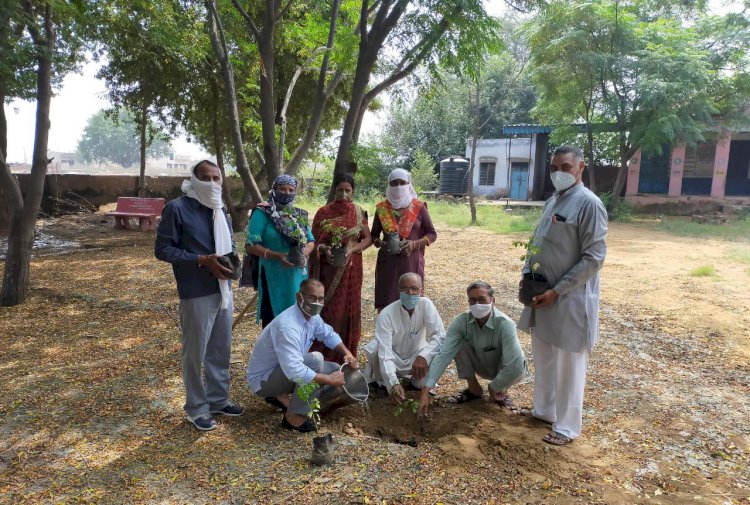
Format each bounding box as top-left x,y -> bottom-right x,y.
330,0 -> 408,200
585,123 -> 597,194
258,20 -> 280,184
1,4 -> 54,306
138,100 -> 147,197
0,88 -> 7,159
331,46 -> 379,198
212,103 -> 247,231
609,141 -> 635,211
467,81 -> 480,225
206,0 -> 263,208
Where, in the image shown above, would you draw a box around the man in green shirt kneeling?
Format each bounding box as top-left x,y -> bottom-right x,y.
418,281 -> 527,417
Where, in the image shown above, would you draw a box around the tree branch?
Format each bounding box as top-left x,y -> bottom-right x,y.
231,0 -> 261,42
275,0 -> 295,23
0,150 -> 23,214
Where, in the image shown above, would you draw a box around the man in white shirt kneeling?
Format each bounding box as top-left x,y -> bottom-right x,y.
362,273 -> 445,404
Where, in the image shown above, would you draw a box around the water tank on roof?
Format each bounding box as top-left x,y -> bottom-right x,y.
438,156 -> 470,195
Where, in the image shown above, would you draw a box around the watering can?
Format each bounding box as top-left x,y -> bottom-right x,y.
318,363 -> 369,415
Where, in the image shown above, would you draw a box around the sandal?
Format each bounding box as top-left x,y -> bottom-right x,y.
264,397 -> 287,412
542,431 -> 573,446
495,395 -> 515,408
511,407 -> 552,425
449,388 -> 483,404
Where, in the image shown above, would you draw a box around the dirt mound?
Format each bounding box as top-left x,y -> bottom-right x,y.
327,394 -> 616,493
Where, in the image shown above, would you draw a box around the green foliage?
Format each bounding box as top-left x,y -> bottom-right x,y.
410,149 -> 439,193
320,219 -> 347,248
512,237 -> 540,271
689,265 -> 717,277
77,109 -> 171,168
381,47 -> 536,168
95,0 -> 204,137
295,379 -> 321,429
598,192 -> 634,222
727,246 -> 750,266
526,0 -> 750,207
394,398 -> 419,417
424,202 -> 541,235
351,142 -> 397,200
635,215 -> 750,242
298,159 -> 334,200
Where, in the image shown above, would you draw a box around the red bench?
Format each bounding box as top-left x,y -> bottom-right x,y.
106,197 -> 165,231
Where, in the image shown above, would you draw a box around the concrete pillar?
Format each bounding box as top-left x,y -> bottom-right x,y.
668,144 -> 685,197
711,134 -> 732,198
625,149 -> 642,196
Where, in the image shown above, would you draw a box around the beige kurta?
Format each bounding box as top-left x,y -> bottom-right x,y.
517,184 -> 608,352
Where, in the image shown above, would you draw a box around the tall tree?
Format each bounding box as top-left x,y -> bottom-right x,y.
380,52 -> 535,169
77,109 -> 171,168
0,0 -> 91,306
225,0 -> 349,184
528,0 -> 750,209
96,0 -> 202,196
330,0 -> 502,199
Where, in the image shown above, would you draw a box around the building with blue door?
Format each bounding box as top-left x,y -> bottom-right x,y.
463,127 -> 549,200
625,131 -> 750,201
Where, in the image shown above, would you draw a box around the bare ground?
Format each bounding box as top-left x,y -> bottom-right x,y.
0,212 -> 748,504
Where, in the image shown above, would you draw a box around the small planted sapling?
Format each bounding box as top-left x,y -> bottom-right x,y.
320,219 -> 349,267
295,379 -> 335,466
295,379 -> 321,429
513,235 -> 549,306
394,398 -> 419,417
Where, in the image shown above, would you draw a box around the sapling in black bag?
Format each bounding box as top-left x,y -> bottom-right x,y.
519,272 -> 550,306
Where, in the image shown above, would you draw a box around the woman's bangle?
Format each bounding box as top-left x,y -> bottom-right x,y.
263,249 -> 269,259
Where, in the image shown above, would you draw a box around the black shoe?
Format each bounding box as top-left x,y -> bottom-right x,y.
210,401 -> 245,416
187,414 -> 218,431
264,397 -> 287,412
281,415 -> 317,433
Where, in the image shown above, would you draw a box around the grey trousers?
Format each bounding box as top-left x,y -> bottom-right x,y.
256,352 -> 339,415
179,292 -> 233,418
454,343 -> 524,389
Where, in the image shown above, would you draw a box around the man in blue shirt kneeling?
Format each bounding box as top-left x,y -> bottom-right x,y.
246,278 -> 358,432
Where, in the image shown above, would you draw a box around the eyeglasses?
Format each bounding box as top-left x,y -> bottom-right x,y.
301,294 -> 325,304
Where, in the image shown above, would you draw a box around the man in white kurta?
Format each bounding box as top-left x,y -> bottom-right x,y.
517,145 -> 608,446
363,273 -> 445,403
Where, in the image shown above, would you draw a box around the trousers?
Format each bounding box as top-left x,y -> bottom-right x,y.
256,352 -> 339,415
179,292 -> 233,419
531,335 -> 589,439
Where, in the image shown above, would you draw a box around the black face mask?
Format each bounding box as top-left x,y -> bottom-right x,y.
273,190 -> 296,206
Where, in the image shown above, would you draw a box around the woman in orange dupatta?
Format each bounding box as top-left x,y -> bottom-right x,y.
371,168 -> 437,311
309,175 -> 372,362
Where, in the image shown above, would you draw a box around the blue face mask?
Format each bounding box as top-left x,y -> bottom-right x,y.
399,292 -> 420,310
273,190 -> 296,206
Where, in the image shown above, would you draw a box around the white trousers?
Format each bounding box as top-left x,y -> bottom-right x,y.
531,336 -> 589,439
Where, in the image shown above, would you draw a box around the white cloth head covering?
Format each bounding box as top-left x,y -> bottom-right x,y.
182,174 -> 233,309
386,168 -> 418,208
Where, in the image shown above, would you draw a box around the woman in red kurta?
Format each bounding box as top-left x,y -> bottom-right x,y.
371,168 -> 437,311
309,175 -> 372,362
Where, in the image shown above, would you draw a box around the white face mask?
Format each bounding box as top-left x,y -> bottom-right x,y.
469,303 -> 493,319
189,175 -> 223,209
550,171 -> 577,192
386,184 -> 409,200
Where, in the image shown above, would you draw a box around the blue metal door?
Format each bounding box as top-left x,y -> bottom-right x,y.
510,162 -> 529,200
638,144 -> 671,194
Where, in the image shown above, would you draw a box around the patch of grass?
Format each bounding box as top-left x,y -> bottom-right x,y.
635,215 -> 750,242
296,196 -> 541,235
727,246 -> 750,265
689,264 -> 717,277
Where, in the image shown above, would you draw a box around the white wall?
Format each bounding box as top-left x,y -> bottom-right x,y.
464,137 -> 537,198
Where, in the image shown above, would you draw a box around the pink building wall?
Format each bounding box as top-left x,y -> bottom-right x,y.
668,145 -> 685,197
625,149 -> 642,196
711,134 -> 732,198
